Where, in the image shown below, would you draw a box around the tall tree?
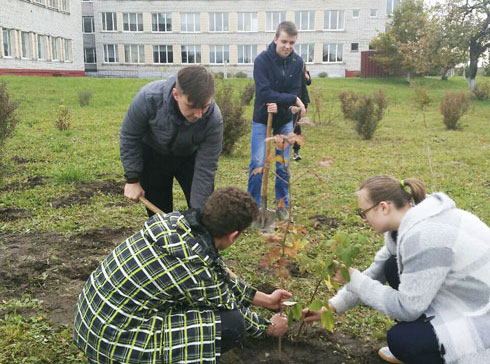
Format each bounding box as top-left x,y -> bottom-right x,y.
445,0 -> 490,90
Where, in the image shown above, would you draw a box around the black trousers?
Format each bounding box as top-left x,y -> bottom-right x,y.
293,123 -> 301,153
384,256 -> 445,364
140,143 -> 196,216
220,309 -> 246,353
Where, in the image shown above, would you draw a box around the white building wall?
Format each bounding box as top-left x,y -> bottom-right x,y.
0,0 -> 84,74
88,0 -> 394,78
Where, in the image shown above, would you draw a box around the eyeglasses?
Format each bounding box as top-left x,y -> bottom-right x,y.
357,202 -> 381,219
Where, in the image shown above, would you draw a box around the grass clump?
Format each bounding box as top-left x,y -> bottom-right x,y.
53,165 -> 90,184
472,80 -> 490,100
55,105 -> 71,131
78,90 -> 93,106
440,91 -> 471,130
0,81 -> 19,157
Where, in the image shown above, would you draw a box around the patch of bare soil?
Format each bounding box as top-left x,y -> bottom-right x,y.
222,324 -> 384,364
0,207 -> 31,221
49,179 -> 124,208
0,228 -> 131,325
0,175 -> 46,192
12,155 -> 37,164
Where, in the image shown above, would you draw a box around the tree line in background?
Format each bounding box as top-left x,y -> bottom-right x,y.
371,0 -> 490,91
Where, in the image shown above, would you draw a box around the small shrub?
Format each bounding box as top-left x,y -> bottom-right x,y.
241,82 -> 255,106
339,90 -> 387,140
215,83 -> 248,154
234,71 -> 248,79
411,83 -> 432,127
318,72 -> 328,78
78,90 -> 93,106
472,80 -> 490,100
440,91 -> 471,130
55,105 -> 71,131
339,90 -> 358,120
214,72 -> 225,80
0,82 -> 19,153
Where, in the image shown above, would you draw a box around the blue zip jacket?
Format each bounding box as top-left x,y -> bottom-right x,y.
253,41 -> 304,128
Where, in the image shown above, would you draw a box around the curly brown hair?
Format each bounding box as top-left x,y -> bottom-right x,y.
201,187 -> 258,238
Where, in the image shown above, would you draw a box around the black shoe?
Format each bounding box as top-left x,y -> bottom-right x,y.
293,152 -> 302,161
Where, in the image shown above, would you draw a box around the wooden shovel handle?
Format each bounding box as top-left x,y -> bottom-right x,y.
261,112 -> 273,208
139,196 -> 162,214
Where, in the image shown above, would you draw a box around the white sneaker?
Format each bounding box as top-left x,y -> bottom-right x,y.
378,347 -> 404,364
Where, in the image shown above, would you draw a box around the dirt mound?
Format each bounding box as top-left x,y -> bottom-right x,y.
222,325 -> 384,364
0,207 -> 31,221
49,179 -> 124,208
0,175 -> 46,192
0,228 -> 131,325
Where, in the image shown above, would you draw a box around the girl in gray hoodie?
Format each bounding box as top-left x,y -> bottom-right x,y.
304,175 -> 490,364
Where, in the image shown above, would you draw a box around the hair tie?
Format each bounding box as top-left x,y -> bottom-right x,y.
400,180 -> 405,188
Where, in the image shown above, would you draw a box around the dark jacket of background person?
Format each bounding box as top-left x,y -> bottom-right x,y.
74,209 -> 269,364
253,42 -> 304,129
120,76 -> 223,210
300,70 -> 311,108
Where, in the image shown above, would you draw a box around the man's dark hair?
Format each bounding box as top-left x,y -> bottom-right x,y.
275,21 -> 298,37
176,66 -> 215,108
201,187 -> 258,238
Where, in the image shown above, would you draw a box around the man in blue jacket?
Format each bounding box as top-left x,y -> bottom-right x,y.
120,66 -> 223,215
248,21 -> 306,220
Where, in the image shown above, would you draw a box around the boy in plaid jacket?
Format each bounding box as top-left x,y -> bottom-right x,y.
74,187 -> 290,363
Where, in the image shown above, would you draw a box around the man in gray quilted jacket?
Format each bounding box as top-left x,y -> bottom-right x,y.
120,66 -> 223,215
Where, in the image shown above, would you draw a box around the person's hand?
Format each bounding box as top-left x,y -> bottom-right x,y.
332,265 -> 354,285
124,182 -> 145,202
266,103 -> 278,114
301,304 -> 336,324
266,289 -> 292,311
267,313 -> 288,337
295,97 -> 306,118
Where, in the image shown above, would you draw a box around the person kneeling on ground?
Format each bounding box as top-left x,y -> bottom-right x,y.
303,176 -> 490,364
74,187 -> 290,364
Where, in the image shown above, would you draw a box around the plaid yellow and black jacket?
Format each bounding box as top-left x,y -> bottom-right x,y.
73,209 -> 269,364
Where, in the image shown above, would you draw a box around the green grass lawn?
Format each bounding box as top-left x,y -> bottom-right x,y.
0,74 -> 489,362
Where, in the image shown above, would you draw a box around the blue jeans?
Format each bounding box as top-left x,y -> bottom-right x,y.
247,120 -> 293,208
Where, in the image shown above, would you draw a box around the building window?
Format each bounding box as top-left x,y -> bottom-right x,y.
181,13 -> 200,33
295,11 -> 315,31
209,45 -> 229,64
51,37 -> 59,60
102,12 -> 117,31
181,45 -> 201,63
370,9 -> 378,17
324,10 -> 344,31
38,35 -> 46,60
34,0 -> 44,4
296,44 -> 314,63
61,0 -> 68,12
64,39 -> 71,61
153,45 -> 173,63
124,44 -> 144,63
2,29 -> 12,57
323,43 -> 343,63
123,13 -> 143,32
351,43 -> 359,52
266,11 -> 286,32
21,32 -> 30,59
84,47 -> 96,63
209,13 -> 229,32
237,45 -> 257,64
152,13 -> 172,32
49,0 -> 58,9
237,12 -> 258,32
387,0 -> 400,15
353,9 -> 360,18
83,16 -> 95,33
103,44 -> 118,63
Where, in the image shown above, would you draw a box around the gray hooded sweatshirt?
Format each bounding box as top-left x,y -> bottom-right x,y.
120,76 -> 223,210
330,193 -> 490,364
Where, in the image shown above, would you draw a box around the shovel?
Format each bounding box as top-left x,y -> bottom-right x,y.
139,196 -> 163,215
256,112 -> 276,231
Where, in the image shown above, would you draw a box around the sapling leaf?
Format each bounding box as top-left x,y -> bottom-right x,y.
321,310 -> 335,333
309,299 -> 323,311
341,267 -> 350,282
291,302 -> 303,321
